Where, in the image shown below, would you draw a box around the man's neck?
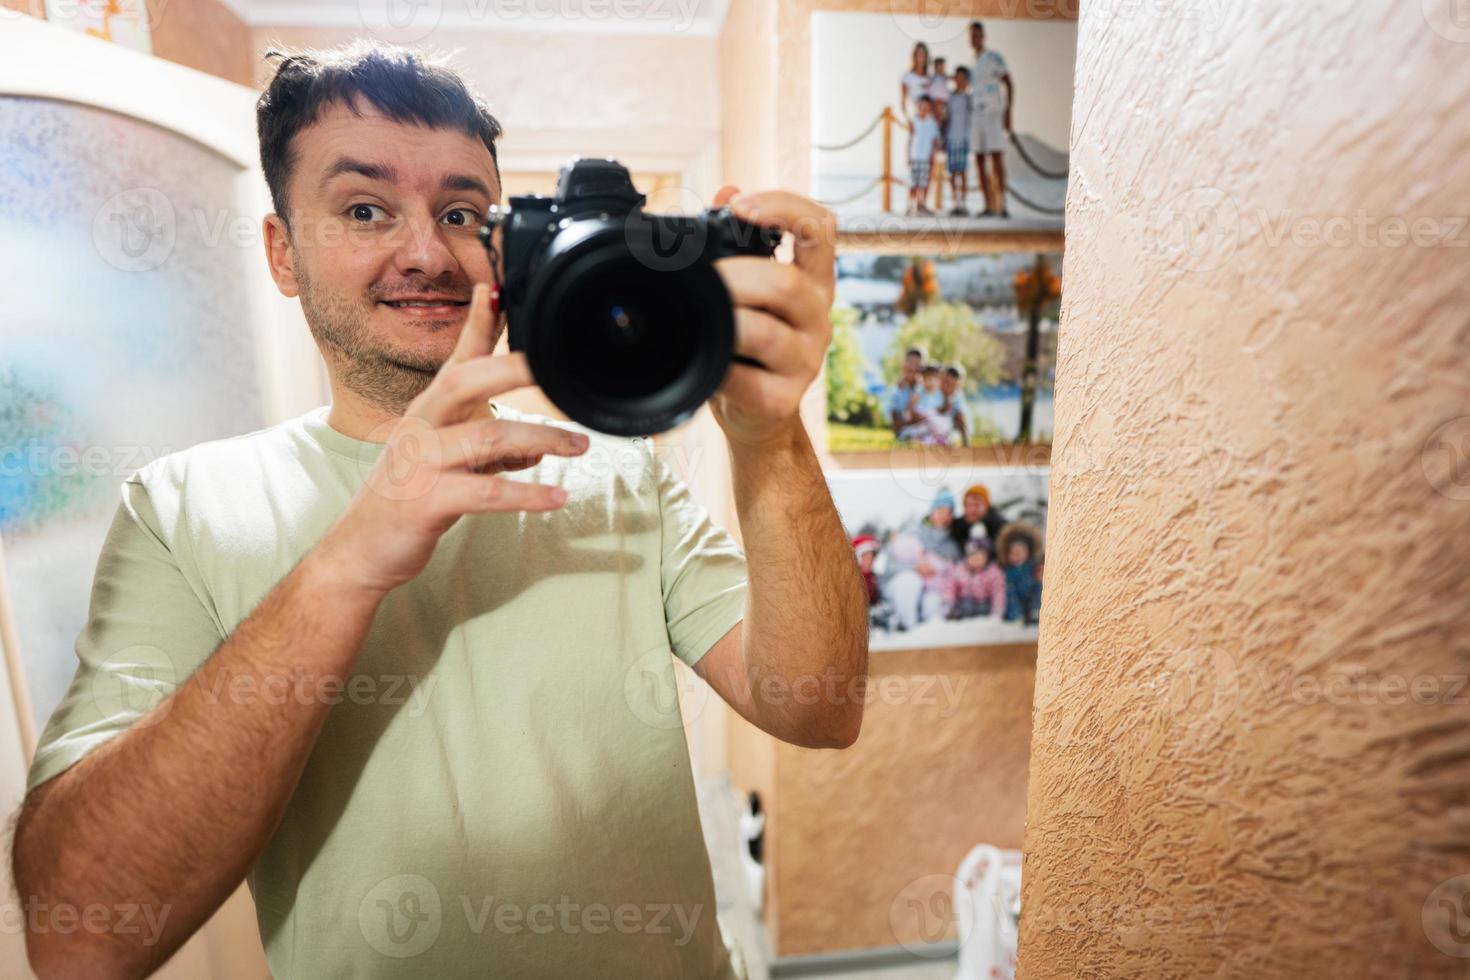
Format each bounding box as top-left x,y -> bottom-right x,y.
324,384 -> 404,442
321,373 -> 497,442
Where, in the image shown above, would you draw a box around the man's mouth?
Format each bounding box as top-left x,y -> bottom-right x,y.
379,296 -> 470,317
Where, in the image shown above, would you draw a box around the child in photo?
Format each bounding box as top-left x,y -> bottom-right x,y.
946,67 -> 973,216
907,97 -> 943,217
942,534 -> 1007,621
878,532 -> 927,631
853,534 -> 895,632
897,362 -> 954,444
999,522 -> 1043,625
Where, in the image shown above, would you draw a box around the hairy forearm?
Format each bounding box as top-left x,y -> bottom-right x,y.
728,423 -> 868,747
13,544 -> 383,978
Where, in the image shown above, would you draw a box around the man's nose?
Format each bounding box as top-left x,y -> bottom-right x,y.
391,216 -> 457,281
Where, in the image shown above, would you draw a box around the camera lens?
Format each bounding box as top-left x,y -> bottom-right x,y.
526,238 -> 735,436
562,257 -> 695,399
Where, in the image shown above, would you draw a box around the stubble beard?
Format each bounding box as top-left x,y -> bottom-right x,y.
296,264 -> 448,416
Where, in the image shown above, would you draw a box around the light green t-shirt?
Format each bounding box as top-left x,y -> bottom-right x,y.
27,403 -> 750,979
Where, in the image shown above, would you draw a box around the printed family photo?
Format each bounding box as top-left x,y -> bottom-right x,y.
830,467 -> 1048,651
826,252 -> 1060,453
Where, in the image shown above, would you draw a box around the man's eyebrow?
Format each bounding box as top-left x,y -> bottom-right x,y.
318,157 -> 398,193
441,173 -> 494,199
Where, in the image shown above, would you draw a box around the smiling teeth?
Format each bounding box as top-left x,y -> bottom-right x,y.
388,301 -> 456,307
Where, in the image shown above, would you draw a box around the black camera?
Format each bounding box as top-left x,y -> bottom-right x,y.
479,158 -> 782,436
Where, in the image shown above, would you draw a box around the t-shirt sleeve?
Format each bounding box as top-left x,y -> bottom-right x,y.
654,456 -> 748,668
26,473 -> 223,793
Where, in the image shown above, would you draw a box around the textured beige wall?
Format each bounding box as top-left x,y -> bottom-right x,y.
1019,2 -> 1470,978
771,644 -> 1036,956
149,0 -> 254,86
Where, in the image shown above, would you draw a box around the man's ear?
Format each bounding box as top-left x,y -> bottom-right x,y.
262,213 -> 299,298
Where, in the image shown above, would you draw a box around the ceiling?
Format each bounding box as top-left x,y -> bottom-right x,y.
223,0 -> 731,35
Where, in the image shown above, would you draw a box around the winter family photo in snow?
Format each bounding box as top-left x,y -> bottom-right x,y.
832,467 -> 1048,651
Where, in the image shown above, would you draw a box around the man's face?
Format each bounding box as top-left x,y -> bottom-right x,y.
265,97 -> 501,412
971,25 -> 985,51
963,493 -> 987,521
903,354 -> 921,379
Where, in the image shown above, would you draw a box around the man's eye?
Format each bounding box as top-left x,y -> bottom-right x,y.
349,204 -> 388,223
441,208 -> 478,227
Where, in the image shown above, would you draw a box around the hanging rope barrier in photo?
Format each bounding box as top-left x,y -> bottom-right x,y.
1008,131 -> 1068,180
810,105 -> 1069,214
813,110 -> 887,152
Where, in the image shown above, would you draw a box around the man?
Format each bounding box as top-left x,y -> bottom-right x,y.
11,42 -> 867,979
950,482 -> 1008,554
969,20 -> 1015,218
889,345 -> 925,434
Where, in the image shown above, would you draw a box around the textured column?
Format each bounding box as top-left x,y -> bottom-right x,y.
1019,2 -> 1470,977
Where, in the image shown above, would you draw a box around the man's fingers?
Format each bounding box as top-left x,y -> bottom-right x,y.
445,282 -> 495,366
411,352 -> 535,427
731,307 -> 814,378
433,418 -> 589,472
727,191 -> 837,300
718,258 -> 831,343
434,472 -> 569,514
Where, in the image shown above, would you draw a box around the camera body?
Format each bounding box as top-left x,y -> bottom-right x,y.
480,158 -> 781,436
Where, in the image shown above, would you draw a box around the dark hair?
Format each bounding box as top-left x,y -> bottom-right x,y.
944,364 -> 965,379
921,361 -> 941,374
256,40 -> 503,228
919,95 -> 935,106
905,346 -> 926,360
956,66 -> 971,78
970,20 -> 985,31
933,57 -> 947,68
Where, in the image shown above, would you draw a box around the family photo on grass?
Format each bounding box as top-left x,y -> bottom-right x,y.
825,252 -> 1060,454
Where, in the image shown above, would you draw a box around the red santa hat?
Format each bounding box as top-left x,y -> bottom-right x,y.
852,534 -> 879,557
